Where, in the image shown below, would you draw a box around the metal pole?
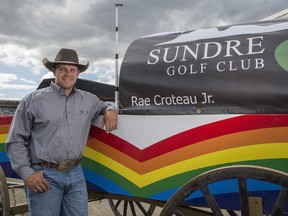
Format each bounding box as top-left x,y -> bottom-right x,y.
115,3 -> 123,111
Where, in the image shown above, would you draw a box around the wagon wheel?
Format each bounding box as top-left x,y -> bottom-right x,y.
160,165 -> 288,216
108,198 -> 156,216
0,166 -> 10,216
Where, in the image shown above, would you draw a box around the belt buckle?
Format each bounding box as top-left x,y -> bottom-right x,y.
58,160 -> 76,172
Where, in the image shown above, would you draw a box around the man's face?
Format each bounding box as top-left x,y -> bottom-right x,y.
53,64 -> 80,92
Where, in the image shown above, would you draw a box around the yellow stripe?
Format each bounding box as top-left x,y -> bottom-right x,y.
83,143 -> 288,187
0,134 -> 7,143
83,147 -> 140,181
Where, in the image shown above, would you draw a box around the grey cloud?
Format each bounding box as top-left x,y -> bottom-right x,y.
0,0 -> 287,77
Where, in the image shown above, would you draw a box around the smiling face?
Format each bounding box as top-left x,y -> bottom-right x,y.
53,64 -> 80,96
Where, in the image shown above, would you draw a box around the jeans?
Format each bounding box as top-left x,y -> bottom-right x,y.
26,165 -> 88,216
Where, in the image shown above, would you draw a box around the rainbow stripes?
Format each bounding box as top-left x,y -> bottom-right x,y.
0,116 -> 12,163
82,114 -> 288,201
0,116 -> 15,177
1,114 -> 288,205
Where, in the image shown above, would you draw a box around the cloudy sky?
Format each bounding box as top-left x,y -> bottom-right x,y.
0,0 -> 287,100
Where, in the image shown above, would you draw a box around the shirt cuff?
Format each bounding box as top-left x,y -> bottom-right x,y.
105,106 -> 117,112
17,165 -> 35,180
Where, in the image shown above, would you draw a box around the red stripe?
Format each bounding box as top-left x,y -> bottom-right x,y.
89,114 -> 288,161
0,116 -> 13,125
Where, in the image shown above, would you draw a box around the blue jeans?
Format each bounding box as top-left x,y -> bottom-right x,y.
26,165 -> 88,216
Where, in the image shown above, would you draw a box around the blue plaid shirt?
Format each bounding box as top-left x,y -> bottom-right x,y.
6,82 -> 115,179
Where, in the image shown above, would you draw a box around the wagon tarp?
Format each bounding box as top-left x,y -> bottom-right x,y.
119,19 -> 288,114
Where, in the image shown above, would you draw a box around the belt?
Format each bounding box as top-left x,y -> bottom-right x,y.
36,159 -> 81,172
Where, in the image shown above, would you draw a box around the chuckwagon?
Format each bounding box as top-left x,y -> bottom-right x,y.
2,18 -> 288,216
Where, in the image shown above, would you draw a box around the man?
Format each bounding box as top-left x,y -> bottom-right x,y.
5,48 -> 118,215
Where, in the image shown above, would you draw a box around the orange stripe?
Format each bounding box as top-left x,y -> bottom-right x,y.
86,127 -> 288,174
0,124 -> 10,135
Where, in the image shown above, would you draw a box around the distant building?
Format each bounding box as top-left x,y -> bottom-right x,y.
0,100 -> 19,115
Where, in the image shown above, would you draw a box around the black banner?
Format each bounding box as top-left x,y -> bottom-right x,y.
119,19 -> 288,114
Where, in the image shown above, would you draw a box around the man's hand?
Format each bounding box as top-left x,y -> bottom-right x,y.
24,171 -> 49,193
102,109 -> 118,133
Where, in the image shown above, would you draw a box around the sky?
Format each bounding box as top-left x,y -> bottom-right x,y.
0,0 -> 287,100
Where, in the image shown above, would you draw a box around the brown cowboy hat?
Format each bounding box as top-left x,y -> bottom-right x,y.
43,48 -> 89,72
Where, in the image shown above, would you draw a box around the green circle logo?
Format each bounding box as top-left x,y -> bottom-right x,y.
275,40 -> 288,71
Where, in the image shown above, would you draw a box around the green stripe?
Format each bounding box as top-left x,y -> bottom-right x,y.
141,159 -> 288,197
82,157 -> 288,197
81,157 -> 140,192
0,144 -> 5,152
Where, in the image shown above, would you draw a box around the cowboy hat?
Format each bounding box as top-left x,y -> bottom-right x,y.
43,48 -> 89,72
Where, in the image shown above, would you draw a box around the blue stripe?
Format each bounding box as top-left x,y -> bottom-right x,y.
0,152 -> 9,162
82,167 -> 132,196
0,162 -> 20,179
207,179 -> 280,195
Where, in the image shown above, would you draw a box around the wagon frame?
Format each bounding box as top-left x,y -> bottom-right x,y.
1,77 -> 288,215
